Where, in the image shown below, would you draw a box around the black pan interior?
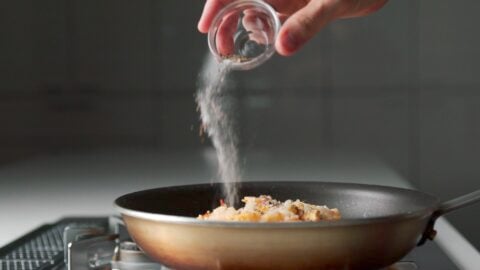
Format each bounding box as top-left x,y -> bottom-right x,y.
115,181 -> 439,219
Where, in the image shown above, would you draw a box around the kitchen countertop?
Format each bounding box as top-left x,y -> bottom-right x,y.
0,147 -> 478,268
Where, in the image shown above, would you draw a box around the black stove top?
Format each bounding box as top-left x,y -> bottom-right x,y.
0,217 -> 458,270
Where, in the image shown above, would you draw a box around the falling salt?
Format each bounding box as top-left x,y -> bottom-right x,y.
196,54 -> 241,206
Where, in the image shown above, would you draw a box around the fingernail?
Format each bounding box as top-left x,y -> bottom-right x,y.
282,31 -> 298,54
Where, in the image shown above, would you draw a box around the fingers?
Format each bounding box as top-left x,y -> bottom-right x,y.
198,0 -> 234,33
198,0 -> 308,33
277,13 -> 290,23
276,0 -> 339,56
242,12 -> 270,45
338,0 -> 388,18
215,12 -> 239,56
200,0 -> 388,57
264,0 -> 309,15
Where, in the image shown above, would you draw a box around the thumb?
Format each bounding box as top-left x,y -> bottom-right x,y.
276,0 -> 340,56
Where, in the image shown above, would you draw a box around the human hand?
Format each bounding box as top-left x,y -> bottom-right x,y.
198,0 -> 388,56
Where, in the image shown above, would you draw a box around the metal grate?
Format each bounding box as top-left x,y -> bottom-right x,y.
0,224 -> 65,270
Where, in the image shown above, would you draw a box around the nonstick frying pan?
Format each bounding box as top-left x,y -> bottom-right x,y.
115,181 -> 480,270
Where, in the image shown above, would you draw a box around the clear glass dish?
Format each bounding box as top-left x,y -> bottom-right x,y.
208,0 -> 281,70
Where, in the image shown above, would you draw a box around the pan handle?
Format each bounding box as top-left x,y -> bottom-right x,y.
434,189 -> 480,217
418,189 -> 480,246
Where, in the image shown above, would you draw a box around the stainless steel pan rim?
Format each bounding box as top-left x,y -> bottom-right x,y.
114,181 -> 439,228
115,205 -> 434,228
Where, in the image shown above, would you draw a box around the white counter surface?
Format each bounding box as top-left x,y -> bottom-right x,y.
0,148 -> 478,268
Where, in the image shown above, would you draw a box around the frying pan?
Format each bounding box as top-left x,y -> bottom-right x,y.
115,181 -> 480,270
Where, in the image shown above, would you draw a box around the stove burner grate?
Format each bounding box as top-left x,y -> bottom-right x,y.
0,219 -> 107,270
0,223 -> 65,270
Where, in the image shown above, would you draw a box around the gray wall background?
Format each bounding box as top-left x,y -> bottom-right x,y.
1,0 -> 479,247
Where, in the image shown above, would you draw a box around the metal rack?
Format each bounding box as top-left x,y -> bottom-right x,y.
0,218 -> 107,270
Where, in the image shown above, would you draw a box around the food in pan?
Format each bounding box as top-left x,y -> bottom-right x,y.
197,195 -> 341,222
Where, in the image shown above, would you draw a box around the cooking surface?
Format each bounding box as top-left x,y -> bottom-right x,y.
0,148 -> 478,268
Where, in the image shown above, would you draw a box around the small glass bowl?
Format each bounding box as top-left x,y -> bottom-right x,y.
208,0 -> 281,70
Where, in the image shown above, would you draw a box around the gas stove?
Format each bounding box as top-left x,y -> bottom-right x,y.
0,217 -> 458,270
